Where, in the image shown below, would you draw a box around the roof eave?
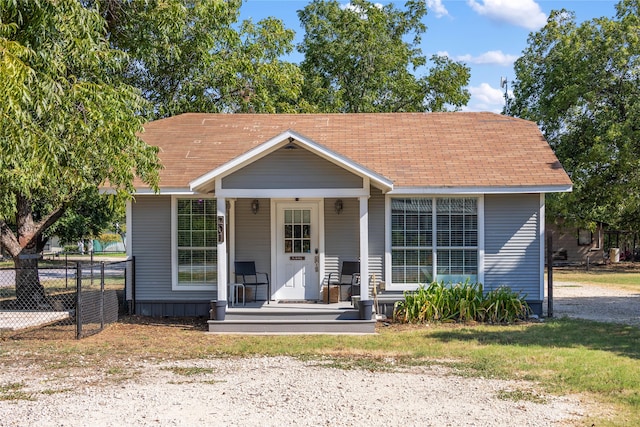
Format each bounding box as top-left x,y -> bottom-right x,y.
390,185 -> 573,195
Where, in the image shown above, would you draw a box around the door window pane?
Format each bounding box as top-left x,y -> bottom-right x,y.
284,209 -> 311,253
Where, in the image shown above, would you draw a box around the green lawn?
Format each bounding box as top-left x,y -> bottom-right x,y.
553,268 -> 640,292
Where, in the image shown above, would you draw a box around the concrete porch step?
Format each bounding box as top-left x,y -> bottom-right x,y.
207,319 -> 376,334
207,302 -> 376,334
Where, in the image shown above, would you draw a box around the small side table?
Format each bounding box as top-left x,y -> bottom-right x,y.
228,283 -> 245,307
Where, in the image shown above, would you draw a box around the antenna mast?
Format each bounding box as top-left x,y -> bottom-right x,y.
500,77 -> 510,115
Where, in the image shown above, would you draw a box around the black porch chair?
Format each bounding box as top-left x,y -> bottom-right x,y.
234,261 -> 270,304
327,261 -> 360,303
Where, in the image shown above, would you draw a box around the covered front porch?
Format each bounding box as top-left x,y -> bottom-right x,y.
189,131 -> 394,330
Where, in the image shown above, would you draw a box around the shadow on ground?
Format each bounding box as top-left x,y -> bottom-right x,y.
430,318 -> 640,360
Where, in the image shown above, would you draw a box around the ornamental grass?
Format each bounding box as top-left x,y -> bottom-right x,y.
393,281 -> 530,324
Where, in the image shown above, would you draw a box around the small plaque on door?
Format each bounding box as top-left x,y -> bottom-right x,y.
290,256 -> 305,260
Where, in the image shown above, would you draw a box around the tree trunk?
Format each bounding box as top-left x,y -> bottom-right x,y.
1,194 -> 66,309
12,237 -> 49,311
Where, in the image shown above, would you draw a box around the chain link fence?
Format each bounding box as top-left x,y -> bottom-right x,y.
0,258 -> 134,339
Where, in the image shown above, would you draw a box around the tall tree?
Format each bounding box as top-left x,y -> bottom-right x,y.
0,0 -> 161,307
92,0 -> 308,117
297,0 -> 470,112
510,0 -> 640,232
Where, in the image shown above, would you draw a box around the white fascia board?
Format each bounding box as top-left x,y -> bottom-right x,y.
189,130 -> 394,193
390,185 -> 572,195
133,187 -> 198,195
215,188 -> 370,198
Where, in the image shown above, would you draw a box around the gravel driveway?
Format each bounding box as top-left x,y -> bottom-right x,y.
546,281 -> 640,327
1,281 -> 637,427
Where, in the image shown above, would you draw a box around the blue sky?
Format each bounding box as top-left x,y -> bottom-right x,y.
239,0 -> 619,112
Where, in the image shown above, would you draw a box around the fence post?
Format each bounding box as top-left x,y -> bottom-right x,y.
547,235 -> 553,318
76,261 -> 82,339
90,251 -> 94,286
100,262 -> 105,330
130,256 -> 136,315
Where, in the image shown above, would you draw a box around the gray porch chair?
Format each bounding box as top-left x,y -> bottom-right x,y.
327,261 -> 360,303
234,261 -> 270,304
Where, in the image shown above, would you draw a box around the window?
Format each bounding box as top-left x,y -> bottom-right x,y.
176,198 -> 217,287
391,197 -> 478,285
284,209 -> 311,253
436,198 -> 478,283
392,199 -> 433,284
578,229 -> 592,246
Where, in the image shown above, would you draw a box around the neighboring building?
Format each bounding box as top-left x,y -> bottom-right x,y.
547,221 -> 606,265
126,113 -> 572,318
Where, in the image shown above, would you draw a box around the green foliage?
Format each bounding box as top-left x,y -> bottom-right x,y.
94,0 -> 307,117
393,281 -> 530,324
0,0 -> 160,259
483,286 -> 531,324
511,0 -> 640,232
297,0 -> 470,112
98,233 -> 122,245
46,188 -> 119,245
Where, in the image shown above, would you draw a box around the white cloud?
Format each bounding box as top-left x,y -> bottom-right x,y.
455,50 -> 518,66
463,83 -> 507,113
467,0 -> 547,31
426,0 -> 449,18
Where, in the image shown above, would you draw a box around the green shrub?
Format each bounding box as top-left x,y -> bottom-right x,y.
63,244 -> 79,253
98,233 -> 122,245
393,281 -> 530,324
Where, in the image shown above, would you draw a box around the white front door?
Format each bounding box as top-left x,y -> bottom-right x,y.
273,201 -> 320,300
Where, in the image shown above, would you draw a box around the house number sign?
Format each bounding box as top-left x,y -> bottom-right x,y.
217,216 -> 225,243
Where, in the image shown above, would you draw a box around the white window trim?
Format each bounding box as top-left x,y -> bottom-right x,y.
171,195 -> 217,291
385,195 -> 485,291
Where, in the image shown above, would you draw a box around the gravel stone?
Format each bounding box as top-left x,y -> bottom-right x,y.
0,356 -> 585,427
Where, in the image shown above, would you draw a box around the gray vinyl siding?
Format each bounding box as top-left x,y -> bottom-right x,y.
324,197 -> 360,282
484,194 -> 542,300
222,148 -> 363,189
131,195 -> 216,302
323,187 -> 385,285
233,198 -> 271,301
367,188 -> 385,283
131,196 -> 172,299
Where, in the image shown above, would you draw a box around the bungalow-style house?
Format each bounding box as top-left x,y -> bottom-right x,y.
127,113 -> 572,323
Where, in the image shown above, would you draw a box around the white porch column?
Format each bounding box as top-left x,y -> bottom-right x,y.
217,198 -> 228,303
359,196 -> 370,301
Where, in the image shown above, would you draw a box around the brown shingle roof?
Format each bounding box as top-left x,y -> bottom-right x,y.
137,112 -> 571,191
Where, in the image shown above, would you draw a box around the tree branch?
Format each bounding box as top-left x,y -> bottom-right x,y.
0,220 -> 22,258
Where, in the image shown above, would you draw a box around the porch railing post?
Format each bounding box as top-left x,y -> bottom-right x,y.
359,195 -> 372,320
216,198 -> 228,320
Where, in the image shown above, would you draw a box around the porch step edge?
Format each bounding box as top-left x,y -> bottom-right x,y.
207,319 -> 376,335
